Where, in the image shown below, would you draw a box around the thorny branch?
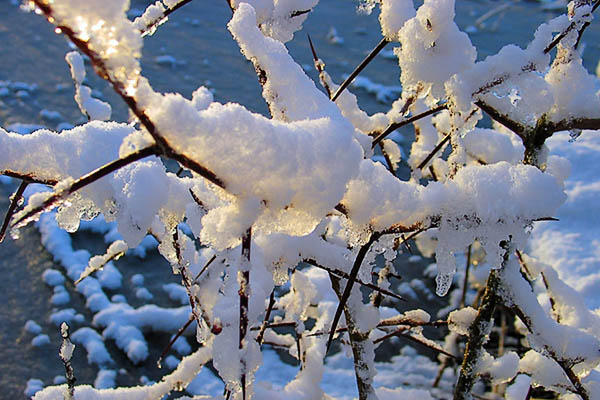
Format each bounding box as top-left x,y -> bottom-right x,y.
32,0 -> 226,190
327,232 -> 381,351
11,145 -> 159,229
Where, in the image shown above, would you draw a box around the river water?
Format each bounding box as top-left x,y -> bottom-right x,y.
0,0 -> 598,398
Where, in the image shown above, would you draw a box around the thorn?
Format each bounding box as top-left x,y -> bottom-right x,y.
307,33 -> 318,62
331,37 -> 390,102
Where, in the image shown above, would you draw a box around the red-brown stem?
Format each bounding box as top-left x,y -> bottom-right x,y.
239,228 -> 251,400
0,180 -> 28,242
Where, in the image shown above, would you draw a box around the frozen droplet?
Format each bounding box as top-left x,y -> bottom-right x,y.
435,272 -> 453,296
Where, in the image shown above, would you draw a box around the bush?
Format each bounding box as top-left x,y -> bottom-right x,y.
2,0 -> 600,399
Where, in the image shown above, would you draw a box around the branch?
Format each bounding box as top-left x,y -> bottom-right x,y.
305,258 -> 405,302
453,243 -> 508,400
327,232 -> 380,351
330,37 -> 390,102
415,134 -> 451,171
1,170 -> 58,186
0,180 -> 28,242
140,0 -> 195,37
239,227 -> 251,400
544,0 -> 600,54
157,314 -> 195,368
475,100 -> 527,138
330,274 -> 377,400
371,103 -> 448,148
551,116 -> 600,133
256,290 -> 275,345
11,146 -> 158,229
32,0 -> 226,190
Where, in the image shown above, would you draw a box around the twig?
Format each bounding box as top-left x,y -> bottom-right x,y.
460,245 -> 472,308
474,1 -> 515,28
305,258 -> 405,302
379,142 -> 398,176
371,103 -> 448,148
173,229 -> 211,331
140,0 -> 194,37
188,188 -> 206,211
374,329 -> 459,360
308,33 -> 333,98
0,180 -> 28,242
1,170 -> 58,186
416,134 -> 451,171
157,314 -> 195,368
193,254 -> 217,282
256,291 -> 275,345
544,0 -> 600,54
290,9 -> 311,18
330,37 -> 390,102
74,247 -> 127,285
327,232 -> 380,351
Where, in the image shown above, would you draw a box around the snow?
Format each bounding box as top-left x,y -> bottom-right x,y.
51,286 -> 71,306
448,307 -> 477,336
530,130 -> 600,309
71,327 -> 114,366
25,320 -> 43,335
42,269 -> 65,287
32,334 -> 51,347
94,369 -> 117,389
506,374 -> 532,400
25,378 -> 44,397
